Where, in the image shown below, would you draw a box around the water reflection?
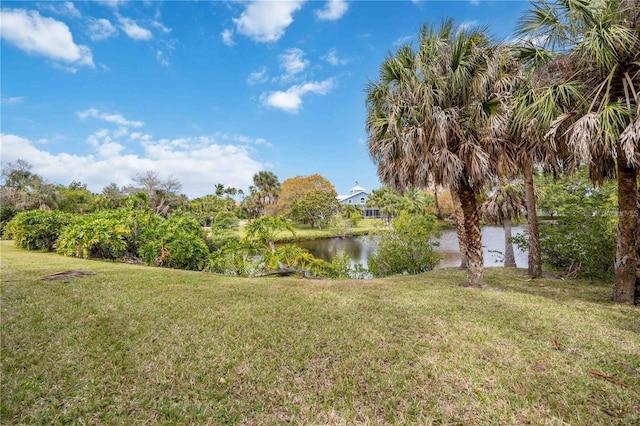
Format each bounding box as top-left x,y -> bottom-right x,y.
279,226 -> 528,269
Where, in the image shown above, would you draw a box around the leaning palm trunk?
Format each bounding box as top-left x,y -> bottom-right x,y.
451,189 -> 469,269
523,156 -> 542,277
613,149 -> 639,304
503,217 -> 516,267
457,178 -> 483,287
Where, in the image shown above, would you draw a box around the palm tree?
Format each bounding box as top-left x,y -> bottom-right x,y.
366,20 -> 517,287
509,41 -> 584,279
252,171 -> 280,216
519,0 -> 640,304
479,182 -> 527,267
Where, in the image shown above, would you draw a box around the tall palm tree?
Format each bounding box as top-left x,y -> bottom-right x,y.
519,0 -> 640,304
479,182 -> 527,267
252,171 -> 280,216
509,49 -> 583,279
366,20 -> 518,287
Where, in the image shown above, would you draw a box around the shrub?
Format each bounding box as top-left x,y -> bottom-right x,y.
4,210 -> 72,251
56,209 -> 142,259
513,176 -> 617,278
368,212 -> 442,277
520,213 -> 616,279
207,240 -> 256,276
0,205 -> 19,237
139,215 -> 209,270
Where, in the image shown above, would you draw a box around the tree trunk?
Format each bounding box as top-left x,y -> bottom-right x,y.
450,189 -> 468,270
636,190 -> 640,306
613,148 -> 638,305
434,188 -> 443,220
457,178 -> 483,288
503,217 -> 516,268
523,156 -> 542,278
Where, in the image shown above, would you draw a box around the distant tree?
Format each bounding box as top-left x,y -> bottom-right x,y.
275,174 -> 336,216
366,187 -> 406,225
0,159 -> 58,211
189,195 -> 236,226
56,181 -> 96,214
479,182 -> 527,267
252,171 -> 280,216
124,171 -> 184,217
214,183 -> 225,197
244,215 -> 294,252
290,190 -> 340,230
94,183 -> 124,210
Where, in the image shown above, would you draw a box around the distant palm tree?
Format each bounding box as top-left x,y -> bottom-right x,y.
519,0 -> 640,304
366,20 -> 517,287
480,182 -> 527,267
252,171 -> 280,216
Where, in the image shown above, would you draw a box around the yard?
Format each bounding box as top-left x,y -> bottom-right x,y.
1,241 -> 638,424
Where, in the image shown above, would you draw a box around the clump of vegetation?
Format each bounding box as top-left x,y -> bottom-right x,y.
368,212 -> 442,277
56,208 -> 158,260
4,210 -> 72,251
139,214 -> 209,270
514,171 -> 618,278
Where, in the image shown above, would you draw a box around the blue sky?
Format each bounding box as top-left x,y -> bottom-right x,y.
1,0 -> 530,198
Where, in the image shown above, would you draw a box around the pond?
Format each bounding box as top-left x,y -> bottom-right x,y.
280,225 -> 529,269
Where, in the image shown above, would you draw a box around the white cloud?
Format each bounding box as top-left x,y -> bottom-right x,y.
316,0 -> 348,21
1,132 -> 265,198
1,96 -> 26,104
97,1 -> 124,9
233,1 -> 305,43
77,108 -> 144,128
470,0 -> 481,5
247,66 -> 268,85
278,48 -> 308,80
88,18 -> 118,41
156,50 -> 169,67
262,79 -> 334,113
221,29 -> 234,46
323,49 -> 348,65
216,132 -> 273,148
40,1 -> 82,19
117,15 -> 152,40
458,20 -> 478,33
0,9 -> 94,68
150,20 -> 171,34
394,35 -> 414,47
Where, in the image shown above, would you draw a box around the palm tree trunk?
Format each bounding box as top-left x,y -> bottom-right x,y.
503,217 -> 516,267
434,188 -> 443,220
636,189 -> 640,306
457,178 -> 483,288
523,156 -> 542,278
613,148 -> 638,305
451,189 -> 468,270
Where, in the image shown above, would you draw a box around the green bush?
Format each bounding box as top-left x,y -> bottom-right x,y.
4,210 -> 72,251
56,209 -> 147,259
542,217 -> 615,278
514,173 -> 617,278
368,212 -> 442,277
139,215 -> 209,270
207,240 -> 256,276
0,205 -> 19,237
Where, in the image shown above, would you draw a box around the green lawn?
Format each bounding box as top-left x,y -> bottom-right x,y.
1,241 -> 639,424
234,218 -> 383,242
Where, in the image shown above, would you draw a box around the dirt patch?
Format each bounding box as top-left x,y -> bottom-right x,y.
38,270 -> 97,280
